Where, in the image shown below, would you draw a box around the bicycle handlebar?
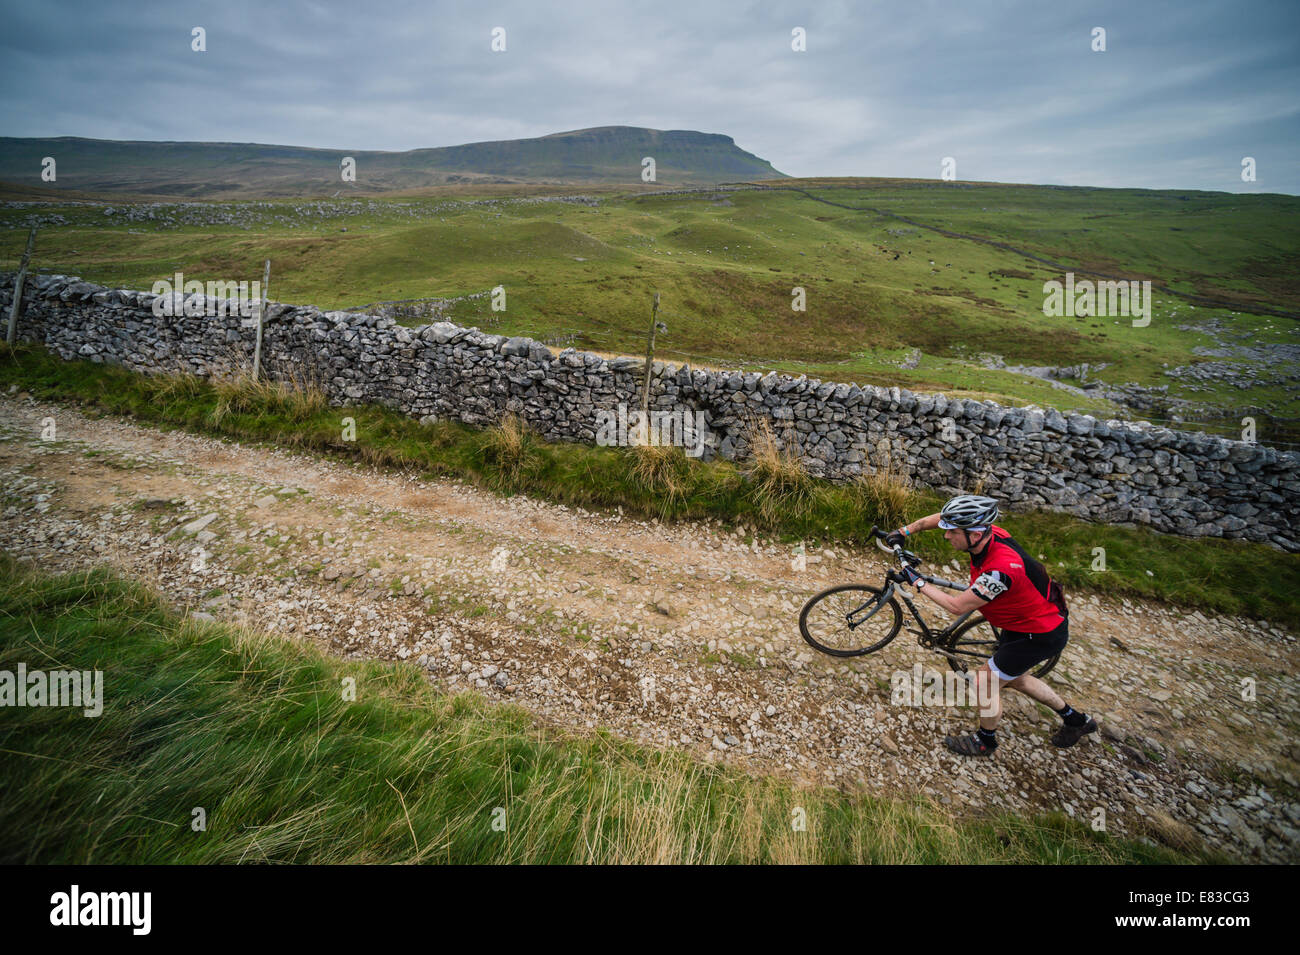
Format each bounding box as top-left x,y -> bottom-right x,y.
868,526 -> 969,592
868,525 -> 922,567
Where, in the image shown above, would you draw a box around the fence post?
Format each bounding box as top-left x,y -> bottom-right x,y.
252,259 -> 270,380
639,292 -> 661,428
5,227 -> 37,346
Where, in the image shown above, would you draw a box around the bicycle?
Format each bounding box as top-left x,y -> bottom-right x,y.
797,526 -> 1061,678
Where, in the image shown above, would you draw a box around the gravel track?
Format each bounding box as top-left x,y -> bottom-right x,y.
2,390 -> 1297,861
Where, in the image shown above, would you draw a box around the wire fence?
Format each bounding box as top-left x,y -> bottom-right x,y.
1071,413 -> 1300,449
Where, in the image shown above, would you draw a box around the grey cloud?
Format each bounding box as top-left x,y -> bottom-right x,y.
0,0 -> 1296,192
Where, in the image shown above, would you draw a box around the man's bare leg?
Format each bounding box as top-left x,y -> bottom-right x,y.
975,663 -> 1005,730
1004,671 -> 1098,748
945,662 -> 1007,755
1002,672 -> 1065,711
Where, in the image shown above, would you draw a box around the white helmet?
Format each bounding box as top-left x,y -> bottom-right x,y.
938,494 -> 998,530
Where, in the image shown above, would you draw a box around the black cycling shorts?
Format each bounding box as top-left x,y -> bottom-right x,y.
989,618 -> 1068,680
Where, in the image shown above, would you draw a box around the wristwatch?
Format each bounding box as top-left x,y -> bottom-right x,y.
915,577 -> 926,589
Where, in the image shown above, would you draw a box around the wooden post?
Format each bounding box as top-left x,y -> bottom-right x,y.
639,292 -> 661,433
5,227 -> 37,346
252,259 -> 270,380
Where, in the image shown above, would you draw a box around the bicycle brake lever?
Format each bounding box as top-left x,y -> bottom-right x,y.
875,535 -> 922,569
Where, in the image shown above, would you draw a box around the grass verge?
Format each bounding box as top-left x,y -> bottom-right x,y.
1,343 -> 1296,627
0,553 -> 1209,863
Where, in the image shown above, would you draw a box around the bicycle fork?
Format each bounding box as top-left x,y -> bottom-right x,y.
845,584 -> 895,630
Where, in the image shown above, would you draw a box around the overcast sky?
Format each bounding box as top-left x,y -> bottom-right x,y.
2,0 -> 1297,194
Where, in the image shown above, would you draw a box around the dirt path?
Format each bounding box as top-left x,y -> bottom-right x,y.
2,390 -> 1297,861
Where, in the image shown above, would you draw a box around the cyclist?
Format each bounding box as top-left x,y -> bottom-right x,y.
885,494 -> 1097,757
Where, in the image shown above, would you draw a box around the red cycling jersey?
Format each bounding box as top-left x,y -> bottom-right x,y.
966,525 -> 1066,633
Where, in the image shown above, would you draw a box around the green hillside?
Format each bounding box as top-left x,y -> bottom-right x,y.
2,177 -> 1296,441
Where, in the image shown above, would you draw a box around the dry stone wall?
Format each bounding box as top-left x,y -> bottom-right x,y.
5,272 -> 1297,550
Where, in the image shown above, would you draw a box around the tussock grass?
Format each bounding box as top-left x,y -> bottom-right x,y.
151,369 -> 207,405
629,442 -> 692,516
1,344 -> 1296,627
746,415 -> 818,524
857,441 -> 916,530
209,364 -> 328,428
0,553 -> 1205,864
478,413 -> 540,486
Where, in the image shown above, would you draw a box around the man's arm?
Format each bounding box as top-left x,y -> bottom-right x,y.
892,512 -> 981,613
887,513 -> 941,546
910,565 -> 1011,616
903,513 -> 942,536
909,573 -> 987,615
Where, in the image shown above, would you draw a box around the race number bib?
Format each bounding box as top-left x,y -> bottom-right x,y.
973,571 -> 1009,599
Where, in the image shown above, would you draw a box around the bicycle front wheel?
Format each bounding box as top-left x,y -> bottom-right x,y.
944,617 -> 1060,679
799,584 -> 902,657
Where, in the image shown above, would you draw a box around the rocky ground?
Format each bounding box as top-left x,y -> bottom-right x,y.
2,389 -> 1297,861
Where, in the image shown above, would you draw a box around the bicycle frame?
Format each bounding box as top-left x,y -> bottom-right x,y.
845,531 -> 990,665
846,571 -> 974,648
806,527 -> 1052,675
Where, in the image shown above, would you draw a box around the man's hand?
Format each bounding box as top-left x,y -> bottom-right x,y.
902,565 -> 923,587
885,529 -> 908,549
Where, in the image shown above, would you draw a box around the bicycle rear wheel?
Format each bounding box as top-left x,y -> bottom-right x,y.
799,584 -> 902,657
944,617 -> 1060,679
